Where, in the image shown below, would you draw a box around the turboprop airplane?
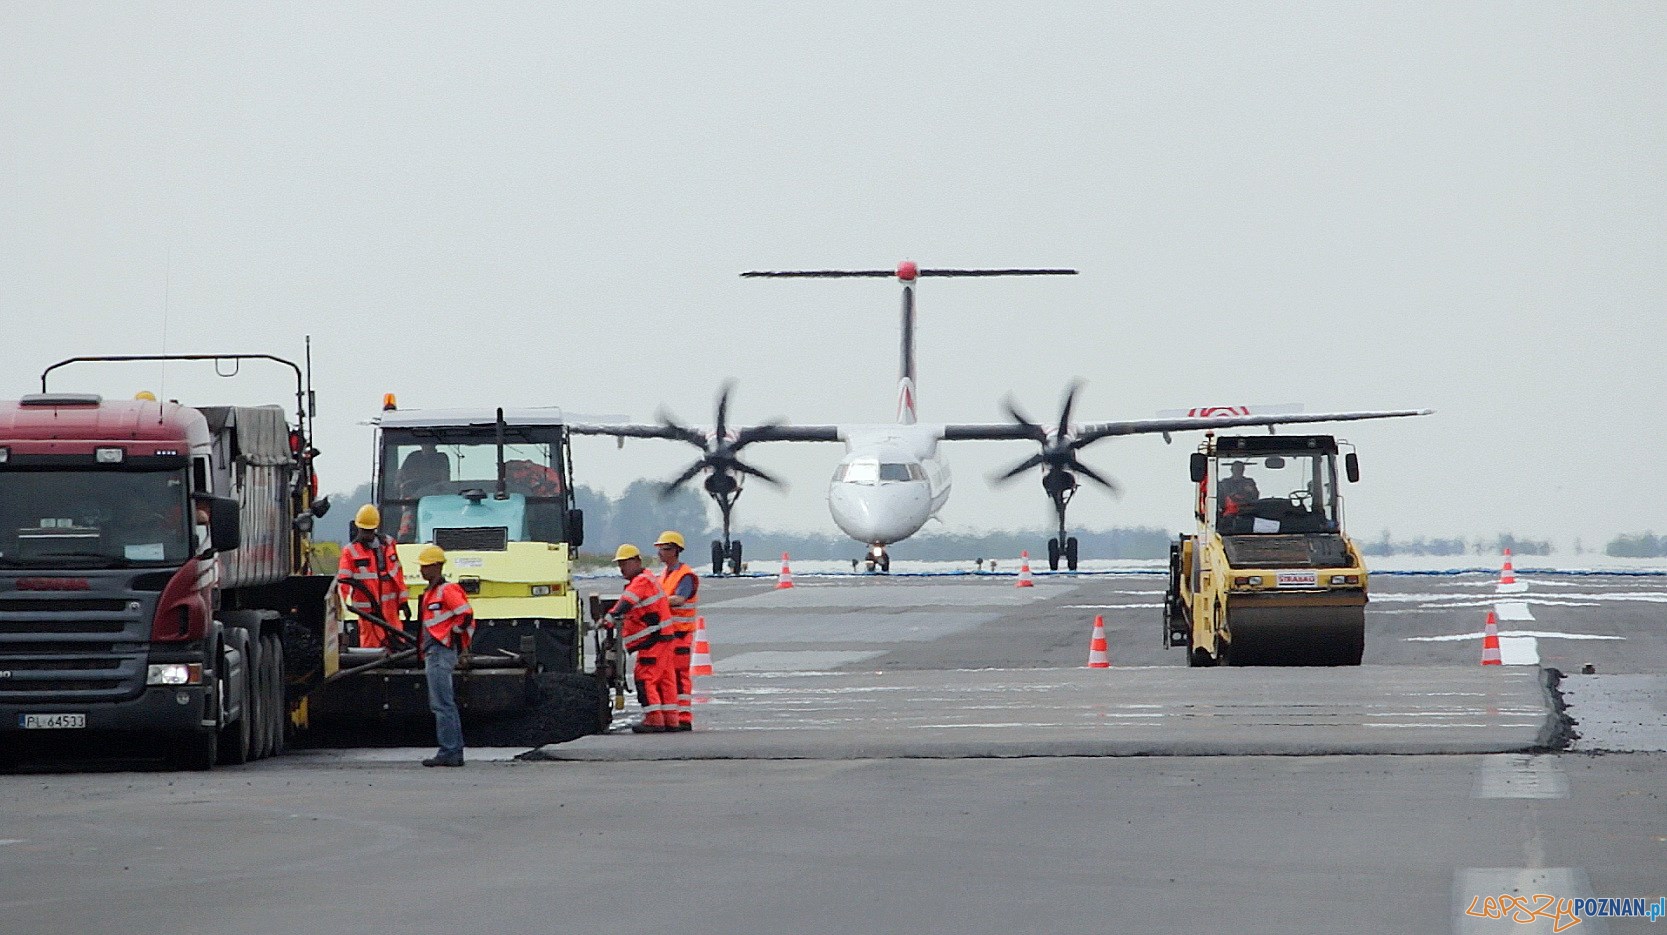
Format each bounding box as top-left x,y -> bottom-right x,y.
570,262 -> 1431,575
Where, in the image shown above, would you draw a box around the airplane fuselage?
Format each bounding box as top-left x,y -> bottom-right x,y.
825,424 -> 952,546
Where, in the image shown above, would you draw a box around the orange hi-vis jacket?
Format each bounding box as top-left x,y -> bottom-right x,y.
419,580 -> 475,651
611,571 -> 673,653
336,535 -> 407,646
659,563 -> 700,637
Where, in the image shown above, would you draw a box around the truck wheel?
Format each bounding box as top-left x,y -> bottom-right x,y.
1065,537 -> 1079,571
264,633 -> 287,756
249,635 -> 271,760
218,642 -> 253,766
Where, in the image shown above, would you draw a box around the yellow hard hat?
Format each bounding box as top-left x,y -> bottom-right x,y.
653,530 -> 685,550
417,544 -> 447,566
353,504 -> 381,530
613,544 -> 641,562
134,391 -> 157,402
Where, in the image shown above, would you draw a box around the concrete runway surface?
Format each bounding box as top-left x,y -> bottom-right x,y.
3,571 -> 1664,934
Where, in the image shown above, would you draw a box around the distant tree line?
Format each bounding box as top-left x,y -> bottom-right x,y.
1359,532 -> 1552,557
1606,532 -> 1667,558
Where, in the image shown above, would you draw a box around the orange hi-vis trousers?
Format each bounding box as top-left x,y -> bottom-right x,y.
633,649 -> 679,730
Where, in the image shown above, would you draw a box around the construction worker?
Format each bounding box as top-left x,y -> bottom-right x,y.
654,530 -> 699,731
417,544 -> 473,767
603,544 -> 677,734
335,505 -> 409,648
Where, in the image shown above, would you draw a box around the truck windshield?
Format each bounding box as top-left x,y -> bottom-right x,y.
1215,452 -> 1338,533
0,469 -> 192,567
378,428 -> 570,544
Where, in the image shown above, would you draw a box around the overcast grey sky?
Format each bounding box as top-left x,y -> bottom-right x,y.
3,4 -> 1662,549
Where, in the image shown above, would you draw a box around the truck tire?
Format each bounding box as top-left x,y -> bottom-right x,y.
263,632 -> 288,756
217,639 -> 253,766
249,635 -> 271,760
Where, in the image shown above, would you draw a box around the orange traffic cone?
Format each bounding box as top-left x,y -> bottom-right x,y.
1086,615 -> 1110,668
1015,550 -> 1035,588
1480,610 -> 1502,666
1496,548 -> 1526,593
775,552 -> 795,589
690,616 -> 713,676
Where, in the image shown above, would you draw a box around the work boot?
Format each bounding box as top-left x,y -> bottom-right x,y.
422,754 -> 465,767
630,723 -> 668,734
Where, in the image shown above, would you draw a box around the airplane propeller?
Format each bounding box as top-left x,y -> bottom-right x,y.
657,382 -> 785,499
993,381 -> 1121,496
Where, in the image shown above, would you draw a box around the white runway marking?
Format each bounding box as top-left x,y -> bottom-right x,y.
1473,755 -> 1568,799
1405,631 -> 1625,642
0,839 -> 23,846
1498,637 -> 1540,666
1493,601 -> 1534,621
718,650 -> 886,672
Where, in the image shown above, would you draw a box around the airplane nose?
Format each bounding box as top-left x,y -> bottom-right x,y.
827,480 -> 931,544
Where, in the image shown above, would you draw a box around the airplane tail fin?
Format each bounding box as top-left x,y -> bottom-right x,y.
897,265 -> 917,424
739,260 -> 1077,427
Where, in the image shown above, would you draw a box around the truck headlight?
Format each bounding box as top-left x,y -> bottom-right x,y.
1330,575 -> 1360,585
530,585 -> 552,597
146,663 -> 203,685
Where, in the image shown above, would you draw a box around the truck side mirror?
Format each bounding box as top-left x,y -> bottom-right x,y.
310,496 -> 331,518
208,496 -> 241,552
1344,452 -> 1360,483
567,508 -> 585,549
1189,453 -> 1208,484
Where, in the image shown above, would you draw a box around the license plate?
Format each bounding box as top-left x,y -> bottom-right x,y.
1275,571 -> 1318,588
19,713 -> 86,729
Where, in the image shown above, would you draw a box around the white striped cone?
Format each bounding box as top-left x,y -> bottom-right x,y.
1496,548 -> 1526,593
1015,550 -> 1035,588
1480,610 -> 1502,666
690,616 -> 713,676
775,553 -> 795,589
1086,615 -> 1110,668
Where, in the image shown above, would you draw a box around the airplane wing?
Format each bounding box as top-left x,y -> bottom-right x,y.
1071,408 -> 1433,443
937,409 -> 1431,444
566,422 -> 842,443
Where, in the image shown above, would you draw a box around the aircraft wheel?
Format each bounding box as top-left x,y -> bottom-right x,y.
879,553 -> 890,573
711,541 -> 725,576
1047,538 -> 1061,571
1065,537 -> 1079,571
729,540 -> 743,577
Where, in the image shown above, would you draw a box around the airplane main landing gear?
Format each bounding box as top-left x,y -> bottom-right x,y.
712,539 -> 744,576
1047,536 -> 1079,572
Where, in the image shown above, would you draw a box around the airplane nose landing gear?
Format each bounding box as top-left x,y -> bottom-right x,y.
863,544 -> 891,574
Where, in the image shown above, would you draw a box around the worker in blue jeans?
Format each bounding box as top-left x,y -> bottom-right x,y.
416,544 -> 473,767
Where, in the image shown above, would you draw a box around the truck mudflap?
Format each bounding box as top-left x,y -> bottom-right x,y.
1224,591 -> 1366,667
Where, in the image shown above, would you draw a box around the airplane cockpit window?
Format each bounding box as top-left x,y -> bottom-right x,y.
879,463 -> 915,482
841,460 -> 879,483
